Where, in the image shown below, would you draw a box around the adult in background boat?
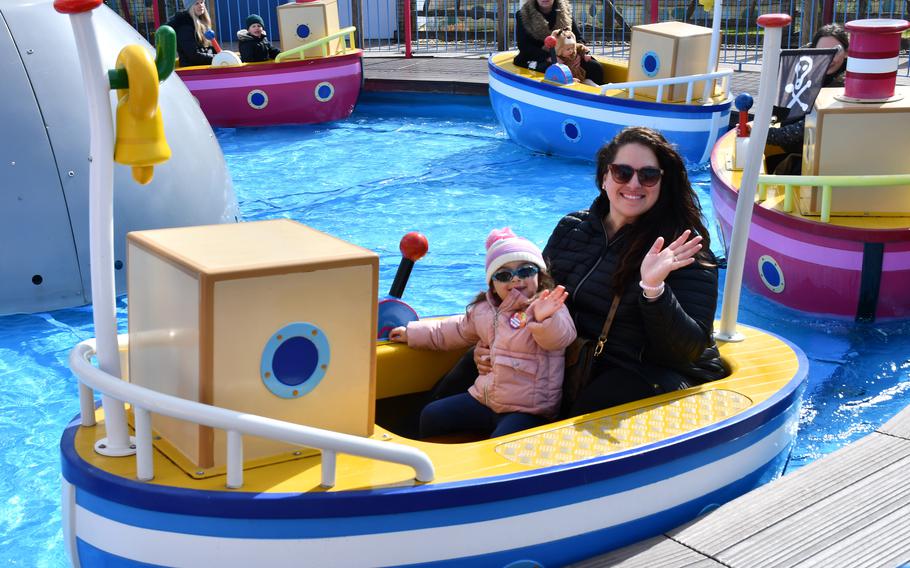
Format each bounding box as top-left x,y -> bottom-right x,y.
237,14 -> 281,63
513,0 -> 603,84
542,127 -> 726,415
765,23 -> 848,173
166,0 -> 215,67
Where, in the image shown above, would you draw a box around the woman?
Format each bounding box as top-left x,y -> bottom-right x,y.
513,0 -> 603,84
429,127 -> 726,418
766,23 -> 848,162
167,0 -> 215,67
542,126 -> 726,415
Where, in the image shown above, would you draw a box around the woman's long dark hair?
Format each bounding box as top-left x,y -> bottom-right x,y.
594,127 -> 712,294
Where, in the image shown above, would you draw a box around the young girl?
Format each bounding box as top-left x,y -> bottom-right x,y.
389,228 -> 576,439
551,28 -> 599,87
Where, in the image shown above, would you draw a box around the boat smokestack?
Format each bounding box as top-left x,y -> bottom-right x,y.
842,19 -> 909,102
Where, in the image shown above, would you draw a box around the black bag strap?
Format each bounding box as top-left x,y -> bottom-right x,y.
593,295 -> 621,357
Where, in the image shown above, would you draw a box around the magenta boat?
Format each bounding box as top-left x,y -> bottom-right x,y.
710,125 -> 910,322
176,51 -> 363,127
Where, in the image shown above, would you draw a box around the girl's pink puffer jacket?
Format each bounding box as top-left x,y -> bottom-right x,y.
406,289 -> 577,419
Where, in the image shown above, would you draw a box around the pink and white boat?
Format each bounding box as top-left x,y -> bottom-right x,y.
176,50 -> 362,127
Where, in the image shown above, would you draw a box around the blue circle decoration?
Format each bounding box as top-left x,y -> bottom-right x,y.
510,104 -> 522,124
296,24 -> 311,39
562,119 -> 580,142
247,89 -> 268,109
315,81 -> 335,102
758,255 -> 785,293
641,51 -> 660,77
261,322 -> 330,398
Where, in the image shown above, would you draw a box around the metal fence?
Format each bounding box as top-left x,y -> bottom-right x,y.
106,0 -> 909,73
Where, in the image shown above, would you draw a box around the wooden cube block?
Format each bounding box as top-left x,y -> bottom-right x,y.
127,219 -> 378,469
802,86 -> 910,215
277,0 -> 341,59
628,21 -> 714,103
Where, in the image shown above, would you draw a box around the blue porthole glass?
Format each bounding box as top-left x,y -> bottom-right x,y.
641,51 -> 660,77
315,81 -> 335,102
758,255 -> 785,293
297,24 -> 311,39
511,104 -> 522,124
261,322 -> 330,398
562,119 -> 581,142
247,89 -> 268,109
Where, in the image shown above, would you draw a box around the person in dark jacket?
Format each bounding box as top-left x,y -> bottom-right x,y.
765,23 -> 848,172
237,14 -> 281,63
513,0 -> 603,84
542,127 -> 727,415
166,0 -> 215,67
428,127 -> 727,419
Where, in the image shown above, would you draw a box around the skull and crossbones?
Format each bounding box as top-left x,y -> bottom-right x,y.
784,55 -> 815,111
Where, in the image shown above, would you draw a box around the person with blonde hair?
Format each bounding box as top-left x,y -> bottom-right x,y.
166,0 -> 215,67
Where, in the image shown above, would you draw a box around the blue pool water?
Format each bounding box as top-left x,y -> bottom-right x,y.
2,93 -> 909,566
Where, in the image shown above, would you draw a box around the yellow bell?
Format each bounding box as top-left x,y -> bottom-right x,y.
112,45 -> 172,185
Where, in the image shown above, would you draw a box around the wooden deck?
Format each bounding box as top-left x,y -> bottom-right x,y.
571,403 -> 910,567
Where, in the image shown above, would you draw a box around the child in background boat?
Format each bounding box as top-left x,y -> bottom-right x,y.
552,28 -> 599,86
237,14 -> 281,63
166,0 -> 215,67
389,228 -> 576,439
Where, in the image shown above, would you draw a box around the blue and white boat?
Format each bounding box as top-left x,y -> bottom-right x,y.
488,20 -> 734,164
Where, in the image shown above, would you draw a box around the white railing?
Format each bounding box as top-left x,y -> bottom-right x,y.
70,335 -> 435,489
599,68 -> 734,104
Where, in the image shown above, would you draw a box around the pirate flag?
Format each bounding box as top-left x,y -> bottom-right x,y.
774,48 -> 838,123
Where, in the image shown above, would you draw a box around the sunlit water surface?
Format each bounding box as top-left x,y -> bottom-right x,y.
2,93 -> 908,566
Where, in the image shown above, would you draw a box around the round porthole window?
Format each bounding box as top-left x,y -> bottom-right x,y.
260,323 -> 330,398
315,81 -> 335,102
248,89 -> 269,109
297,24 -> 311,39
511,103 -> 523,125
641,51 -> 660,77
758,255 -> 785,293
562,119 -> 581,142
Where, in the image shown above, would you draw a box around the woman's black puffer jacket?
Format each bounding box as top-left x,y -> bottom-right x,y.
543,194 -> 727,386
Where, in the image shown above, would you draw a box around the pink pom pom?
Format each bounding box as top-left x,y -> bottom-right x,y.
544,36 -> 557,49
485,227 -> 516,250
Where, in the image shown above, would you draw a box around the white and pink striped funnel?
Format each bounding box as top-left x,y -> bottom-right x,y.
842,18 -> 910,102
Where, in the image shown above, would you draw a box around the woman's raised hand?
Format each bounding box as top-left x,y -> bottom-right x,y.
640,230 -> 703,287
530,285 -> 568,322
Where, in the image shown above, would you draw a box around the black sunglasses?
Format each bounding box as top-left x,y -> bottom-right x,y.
492,264 -> 540,283
608,164 -> 663,187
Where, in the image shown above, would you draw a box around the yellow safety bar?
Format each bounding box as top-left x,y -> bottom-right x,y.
275,26 -> 357,63
757,173 -> 910,223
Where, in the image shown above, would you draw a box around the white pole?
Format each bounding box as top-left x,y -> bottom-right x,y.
66,10 -> 133,455
702,0 -> 723,101
716,14 -> 792,342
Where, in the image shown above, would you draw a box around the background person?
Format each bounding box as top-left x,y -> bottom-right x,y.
167,0 -> 215,67
390,228 -> 576,439
552,27 -> 598,86
237,14 -> 280,63
513,0 -> 603,84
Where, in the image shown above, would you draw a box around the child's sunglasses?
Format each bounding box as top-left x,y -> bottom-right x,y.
608,164 -> 663,187
492,264 -> 540,283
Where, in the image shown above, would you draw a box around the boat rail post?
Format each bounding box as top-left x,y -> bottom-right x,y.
54,0 -> 133,455
716,14 -> 791,342
702,0 -> 723,102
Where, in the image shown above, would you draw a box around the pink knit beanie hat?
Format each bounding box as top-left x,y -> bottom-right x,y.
484,227 -> 546,282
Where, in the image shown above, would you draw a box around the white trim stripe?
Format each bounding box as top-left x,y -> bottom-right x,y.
846,56 -> 900,74
75,422 -> 792,567
489,74 -> 715,133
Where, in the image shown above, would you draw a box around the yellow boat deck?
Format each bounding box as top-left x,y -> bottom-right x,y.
71,323 -> 799,493
714,131 -> 910,230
